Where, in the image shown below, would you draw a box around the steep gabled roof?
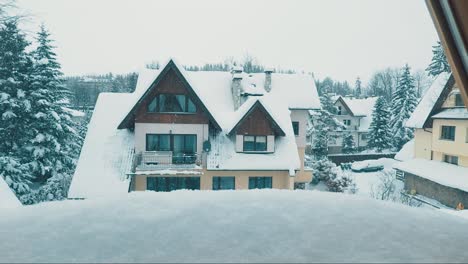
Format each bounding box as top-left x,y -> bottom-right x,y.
406,73 -> 453,128
117,59 -> 221,130
227,98 -> 286,136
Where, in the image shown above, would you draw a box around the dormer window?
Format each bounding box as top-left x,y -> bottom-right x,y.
243,135 -> 267,151
148,94 -> 196,113
455,93 -> 464,107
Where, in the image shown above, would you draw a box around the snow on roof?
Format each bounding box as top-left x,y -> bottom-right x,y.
394,158 -> 468,192
69,68 -> 162,199
340,97 -> 378,131
431,108 -> 468,119
0,176 -> 21,209
394,139 -> 414,161
209,95 -> 300,172
68,93 -> 135,199
406,73 -> 451,128
62,107 -> 85,117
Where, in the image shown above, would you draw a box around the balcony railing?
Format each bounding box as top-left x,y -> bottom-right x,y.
133,151 -> 202,171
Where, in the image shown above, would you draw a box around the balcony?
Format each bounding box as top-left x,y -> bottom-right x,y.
133,151 -> 202,172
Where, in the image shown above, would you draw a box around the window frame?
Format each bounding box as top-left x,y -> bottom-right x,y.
443,154 -> 459,165
292,121 -> 299,136
243,135 -> 268,152
212,176 -> 236,190
440,125 -> 456,141
146,134 -> 197,153
146,177 -> 200,192
248,177 -> 273,189
147,94 -> 197,114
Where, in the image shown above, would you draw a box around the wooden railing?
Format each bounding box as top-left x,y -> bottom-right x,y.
133,151 -> 201,171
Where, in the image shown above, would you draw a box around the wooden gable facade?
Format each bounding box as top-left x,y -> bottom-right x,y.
230,101 -> 285,137
118,60 -> 220,130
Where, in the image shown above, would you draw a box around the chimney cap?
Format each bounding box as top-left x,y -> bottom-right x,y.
264,67 -> 274,73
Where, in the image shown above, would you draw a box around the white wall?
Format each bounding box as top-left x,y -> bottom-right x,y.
134,123 -> 209,154
290,110 -> 309,148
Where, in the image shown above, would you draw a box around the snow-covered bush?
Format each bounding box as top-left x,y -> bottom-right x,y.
342,132 -> 356,154
311,158 -> 355,193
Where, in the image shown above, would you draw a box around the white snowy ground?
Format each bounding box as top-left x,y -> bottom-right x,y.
1,190 -> 468,263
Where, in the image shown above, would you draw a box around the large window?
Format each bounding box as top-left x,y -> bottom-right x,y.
443,154 -> 459,165
146,134 -> 196,153
292,122 -> 299,136
243,135 -> 267,151
440,126 -> 456,141
212,177 -> 235,190
147,94 -> 196,113
147,177 -> 200,192
248,177 -> 272,189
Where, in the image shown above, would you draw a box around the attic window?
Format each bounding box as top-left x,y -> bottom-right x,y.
147,94 -> 196,113
455,93 -> 464,107
243,136 -> 267,152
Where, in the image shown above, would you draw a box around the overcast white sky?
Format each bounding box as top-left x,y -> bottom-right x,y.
17,0 -> 439,85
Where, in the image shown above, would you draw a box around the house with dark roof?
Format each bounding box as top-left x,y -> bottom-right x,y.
68,59 -> 321,198
394,73 -> 468,208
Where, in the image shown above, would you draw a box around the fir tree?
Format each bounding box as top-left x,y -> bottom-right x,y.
24,25 -> 80,202
0,20 -> 35,195
342,132 -> 356,153
367,96 -> 392,151
390,64 -> 418,150
426,41 -> 451,77
320,93 -> 336,114
355,77 -> 362,98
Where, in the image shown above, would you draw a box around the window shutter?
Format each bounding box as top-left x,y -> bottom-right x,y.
267,135 -> 275,152
236,135 -> 243,152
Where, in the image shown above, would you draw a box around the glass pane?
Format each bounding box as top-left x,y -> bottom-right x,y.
249,177 -> 256,189
244,136 -> 254,142
255,136 -> 267,151
188,98 -> 196,113
159,94 -> 166,112
213,177 -> 220,190
146,135 -> 159,151
221,177 -> 235,190
156,177 -> 166,192
244,136 -> 255,151
168,178 -> 178,191
158,135 -> 170,151
147,177 -> 156,191
148,97 -> 157,112
179,177 -> 187,189
184,135 -> 196,153
265,177 -> 272,188
176,95 -> 186,112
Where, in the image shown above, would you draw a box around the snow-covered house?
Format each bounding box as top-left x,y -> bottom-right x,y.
328,96 -> 378,153
68,59 -> 320,198
394,73 -> 468,208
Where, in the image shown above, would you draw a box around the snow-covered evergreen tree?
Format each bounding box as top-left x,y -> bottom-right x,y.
426,41 -> 451,77
320,93 -> 336,114
355,77 -> 362,98
367,96 -> 392,151
23,25 -> 80,203
342,132 -> 356,153
390,64 -> 418,150
0,20 -> 35,195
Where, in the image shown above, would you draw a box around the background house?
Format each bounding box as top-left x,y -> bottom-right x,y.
328,96 -> 378,154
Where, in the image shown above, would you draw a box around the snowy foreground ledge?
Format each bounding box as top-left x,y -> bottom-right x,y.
1,190 -> 468,263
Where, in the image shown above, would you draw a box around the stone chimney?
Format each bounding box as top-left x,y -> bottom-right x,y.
231,67 -> 244,110
264,68 -> 273,92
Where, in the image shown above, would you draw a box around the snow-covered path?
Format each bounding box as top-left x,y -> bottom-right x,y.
1,190 -> 467,263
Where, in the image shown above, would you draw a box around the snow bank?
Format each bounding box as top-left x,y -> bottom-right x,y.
394,158 -> 468,192
394,139 -> 414,161
1,190 -> 468,262
406,73 -> 451,128
0,176 -> 21,209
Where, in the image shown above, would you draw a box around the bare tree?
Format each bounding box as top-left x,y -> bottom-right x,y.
413,69 -> 433,98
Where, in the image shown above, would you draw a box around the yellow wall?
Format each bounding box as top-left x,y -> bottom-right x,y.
133,170 -> 293,191
413,120 -> 468,168
295,147 -> 312,183
414,128 -> 433,159
432,119 -> 468,161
